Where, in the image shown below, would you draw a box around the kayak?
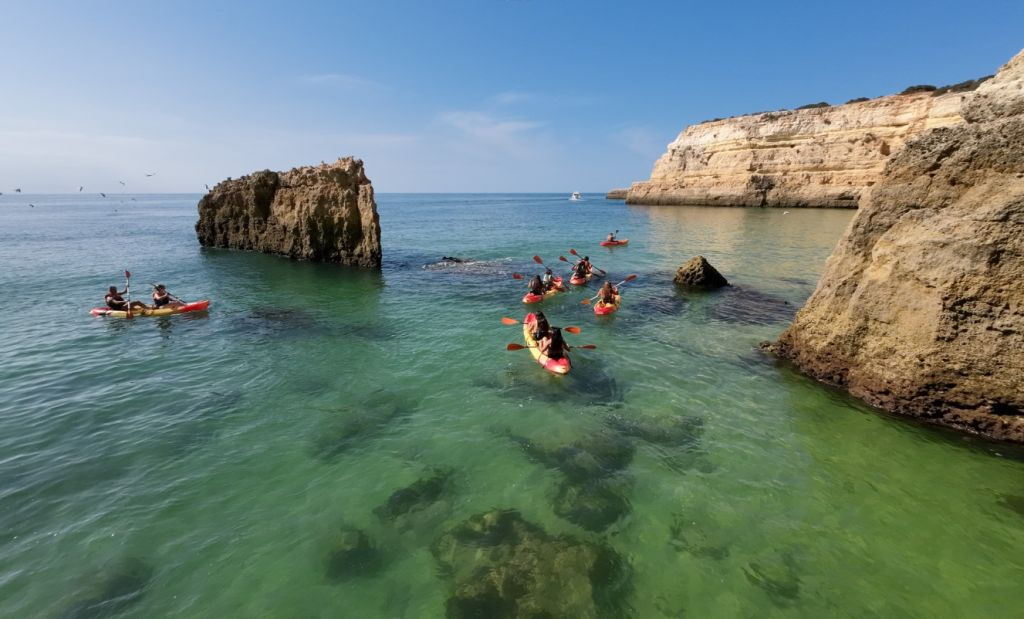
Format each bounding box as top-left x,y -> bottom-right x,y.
522,277 -> 563,304
569,271 -> 592,286
523,313 -> 571,375
600,239 -> 629,247
593,293 -> 621,316
90,300 -> 211,318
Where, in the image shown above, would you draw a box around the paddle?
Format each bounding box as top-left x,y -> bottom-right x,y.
582,274 -> 637,305
124,270 -> 133,318
568,248 -> 606,276
506,343 -> 597,351
500,317 -> 580,334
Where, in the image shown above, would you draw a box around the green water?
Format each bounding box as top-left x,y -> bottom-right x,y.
0,193 -> 1021,617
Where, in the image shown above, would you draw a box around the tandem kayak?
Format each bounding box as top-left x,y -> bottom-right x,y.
523,313 -> 571,375
569,271 -> 592,286
593,293 -> 621,316
600,239 -> 629,247
90,300 -> 211,318
522,277 -> 564,304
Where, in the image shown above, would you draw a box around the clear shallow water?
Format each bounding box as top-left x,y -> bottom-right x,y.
0,193 -> 1022,618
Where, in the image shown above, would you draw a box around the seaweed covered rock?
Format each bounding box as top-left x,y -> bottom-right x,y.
374,469 -> 453,522
432,509 -> 629,618
63,557 -> 153,619
325,527 -> 381,582
196,157 -> 381,267
552,478 -> 630,532
508,430 -> 634,483
674,256 -> 729,290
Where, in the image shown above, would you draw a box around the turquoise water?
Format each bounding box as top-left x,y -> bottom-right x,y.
1,193 -> 1022,617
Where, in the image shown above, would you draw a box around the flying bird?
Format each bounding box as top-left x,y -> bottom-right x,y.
100,192 -> 106,197
144,172 -> 156,177
14,188 -> 21,193
205,184 -> 210,191
119,181 -> 126,186
79,186 -> 84,192
29,203 -> 34,208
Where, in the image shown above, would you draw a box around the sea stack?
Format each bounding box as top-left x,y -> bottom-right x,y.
767,49 -> 1024,442
626,87 -> 979,208
196,157 -> 381,268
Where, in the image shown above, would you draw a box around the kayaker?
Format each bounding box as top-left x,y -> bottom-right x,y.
527,275 -> 545,296
598,281 -> 617,304
539,327 -> 568,360
104,286 -> 146,311
532,311 -> 552,341
572,260 -> 590,280
151,284 -> 183,309
606,232 -> 617,243
541,268 -> 556,291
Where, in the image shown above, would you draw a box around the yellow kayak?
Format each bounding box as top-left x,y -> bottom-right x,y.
90,300 -> 211,318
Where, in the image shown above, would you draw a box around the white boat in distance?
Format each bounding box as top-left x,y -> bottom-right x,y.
570,192 -> 582,201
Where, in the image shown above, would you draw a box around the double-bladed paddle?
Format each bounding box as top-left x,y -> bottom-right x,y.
568,248 -> 606,275
506,343 -> 597,351
582,274 -> 637,305
501,317 -> 580,334
124,270 -> 133,318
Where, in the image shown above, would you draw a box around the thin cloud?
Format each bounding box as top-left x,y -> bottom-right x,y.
440,111 -> 543,144
493,91 -> 538,105
614,125 -> 668,157
297,73 -> 381,88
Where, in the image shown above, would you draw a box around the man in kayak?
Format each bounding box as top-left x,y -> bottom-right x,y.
104,286 -> 147,311
541,268 -> 556,291
538,327 -> 568,360
572,259 -> 591,280
606,232 -> 617,243
151,284 -> 184,309
527,275 -> 546,297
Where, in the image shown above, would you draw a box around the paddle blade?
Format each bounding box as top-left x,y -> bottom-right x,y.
124,270 -> 131,278
624,274 -> 637,282
577,344 -> 597,349
506,343 -> 527,351
532,255 -> 544,264
501,317 -> 520,325
570,248 -> 579,256
511,273 -> 524,279
564,326 -> 581,334
581,298 -> 592,305
559,255 -> 569,262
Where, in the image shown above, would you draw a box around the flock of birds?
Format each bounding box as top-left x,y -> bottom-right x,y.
3,173 -> 214,209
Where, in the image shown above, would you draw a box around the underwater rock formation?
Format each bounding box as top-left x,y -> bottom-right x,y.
768,49 -> 1024,442
196,157 -> 381,267
62,557 -> 153,619
325,527 -> 381,582
373,469 -> 453,522
431,509 -> 629,618
674,256 -> 729,290
605,414 -> 704,448
309,392 -> 417,462
552,478 -> 630,533
742,551 -> 802,606
508,430 -> 635,483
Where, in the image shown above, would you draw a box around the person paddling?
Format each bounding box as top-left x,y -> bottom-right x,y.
527,275 -> 545,296
104,286 -> 146,311
531,311 -> 552,341
597,281 -> 617,304
151,284 -> 184,309
572,258 -> 591,280
538,327 -> 569,360
606,232 -> 617,243
541,268 -> 557,291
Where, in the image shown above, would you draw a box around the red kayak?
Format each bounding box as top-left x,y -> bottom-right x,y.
522,277 -> 564,304
569,271 -> 592,286
600,239 -> 629,247
90,300 -> 211,318
593,292 -> 621,316
523,313 -> 571,375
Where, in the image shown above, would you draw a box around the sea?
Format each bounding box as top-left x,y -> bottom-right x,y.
0,193 -> 1021,617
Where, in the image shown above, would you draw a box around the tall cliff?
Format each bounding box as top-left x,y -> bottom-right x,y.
768,49 -> 1024,442
627,92 -> 964,208
196,157 -> 381,268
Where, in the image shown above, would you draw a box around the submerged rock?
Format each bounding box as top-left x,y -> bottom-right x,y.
669,514 -> 730,560
325,527 -> 381,582
997,493 -> 1024,519
374,469 -> 453,522
742,551 -> 802,605
508,430 -> 635,483
553,478 -> 631,532
606,414 -> 704,448
432,509 -> 630,618
767,48 -> 1024,442
63,557 -> 153,619
196,157 -> 381,267
674,256 -> 729,290
309,392 -> 418,462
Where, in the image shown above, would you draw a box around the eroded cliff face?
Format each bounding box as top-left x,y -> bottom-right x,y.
768,49 -> 1024,442
196,157 -> 381,268
627,92 -> 964,208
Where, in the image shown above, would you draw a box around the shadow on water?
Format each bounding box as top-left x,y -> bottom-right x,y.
706,286 -> 797,325
309,390 -> 420,462
62,557 -> 154,619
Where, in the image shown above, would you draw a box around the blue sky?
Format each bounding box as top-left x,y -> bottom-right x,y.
1,1 -> 1021,193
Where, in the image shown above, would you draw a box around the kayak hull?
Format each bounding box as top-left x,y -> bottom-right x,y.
90,300 -> 211,318
523,313 -> 570,375
600,239 -> 629,247
569,272 -> 592,286
522,277 -> 564,304
594,293 -> 621,315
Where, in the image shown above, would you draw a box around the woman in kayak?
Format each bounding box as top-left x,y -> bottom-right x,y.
572,260 -> 590,280
532,311 -> 552,342
527,275 -> 545,296
151,284 -> 184,309
539,327 -> 568,360
104,286 -> 146,311
541,268 -> 556,290
597,281 -> 617,304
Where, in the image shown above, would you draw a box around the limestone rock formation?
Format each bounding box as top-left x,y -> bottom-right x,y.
431,509 -> 629,618
674,256 -> 729,290
196,157 -> 381,267
768,49 -> 1024,442
627,91 -> 966,208
606,188 -> 628,200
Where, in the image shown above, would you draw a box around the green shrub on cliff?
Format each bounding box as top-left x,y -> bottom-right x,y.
796,101 -> 830,109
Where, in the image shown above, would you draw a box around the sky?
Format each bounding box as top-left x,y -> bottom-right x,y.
0,1 -> 1021,193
